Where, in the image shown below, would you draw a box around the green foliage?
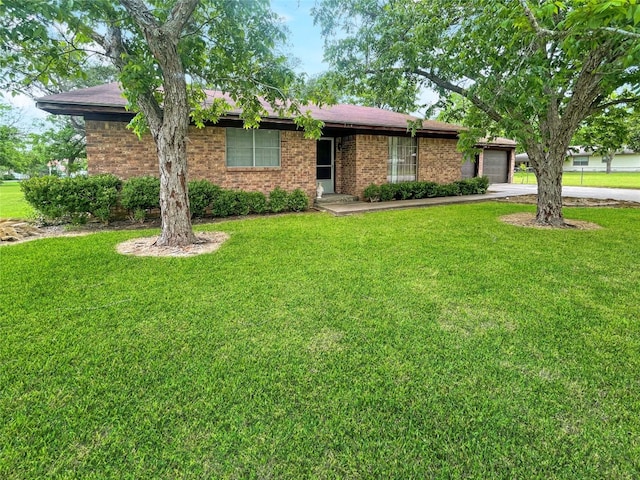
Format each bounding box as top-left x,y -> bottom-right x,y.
233,191 -> 252,216
574,101 -> 636,170
268,187 -> 289,213
188,179 -> 221,218
20,174 -> 121,223
20,176 -> 64,220
210,190 -> 237,218
287,189 -> 309,212
365,178 -> 489,202
246,191 -> 268,214
379,184 -> 396,202
120,176 -> 160,222
363,183 -> 381,202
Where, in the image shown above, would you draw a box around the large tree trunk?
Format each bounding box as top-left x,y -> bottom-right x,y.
532,155 -> 565,226
155,119 -> 196,246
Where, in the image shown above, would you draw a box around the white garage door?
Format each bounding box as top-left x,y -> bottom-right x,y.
483,150 -> 509,183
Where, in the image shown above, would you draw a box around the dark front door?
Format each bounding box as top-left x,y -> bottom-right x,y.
316,138 -> 334,194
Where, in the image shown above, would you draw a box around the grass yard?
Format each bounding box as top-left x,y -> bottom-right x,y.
1,204 -> 639,478
513,170 -> 640,189
0,181 -> 35,219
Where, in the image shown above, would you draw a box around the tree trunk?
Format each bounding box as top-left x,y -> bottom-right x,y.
605,152 -> 614,174
155,121 -> 196,246
528,148 -> 566,226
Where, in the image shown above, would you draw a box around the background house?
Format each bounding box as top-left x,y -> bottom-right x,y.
36,83 -> 516,200
564,148 -> 640,172
516,149 -> 640,173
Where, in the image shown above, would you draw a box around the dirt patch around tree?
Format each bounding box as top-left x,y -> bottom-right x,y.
497,195 -> 639,230
500,213 -> 602,230
496,194 -> 640,208
116,231 -> 230,257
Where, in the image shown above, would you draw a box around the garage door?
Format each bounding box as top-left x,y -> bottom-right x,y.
483,150 -> 509,183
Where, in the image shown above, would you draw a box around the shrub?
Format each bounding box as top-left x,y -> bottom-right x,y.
21,175 -> 65,220
379,183 -> 396,202
268,187 -> 289,213
188,179 -> 221,218
434,183 -> 460,197
83,174 -> 121,224
246,191 -> 268,214
397,182 -> 414,200
472,176 -> 490,194
211,190 -> 237,217
233,191 -> 252,216
20,174 -> 121,223
363,183 -> 381,202
120,176 -> 160,222
413,181 -> 438,199
287,189 -> 309,212
2,173 -> 15,180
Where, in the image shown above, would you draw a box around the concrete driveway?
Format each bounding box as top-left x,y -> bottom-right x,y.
489,183 -> 640,203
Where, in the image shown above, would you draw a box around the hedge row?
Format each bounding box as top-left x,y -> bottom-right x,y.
362,177 -> 490,202
20,175 -> 309,224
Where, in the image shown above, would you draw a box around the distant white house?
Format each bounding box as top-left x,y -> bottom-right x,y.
515,148 -> 640,172
564,148 -> 640,172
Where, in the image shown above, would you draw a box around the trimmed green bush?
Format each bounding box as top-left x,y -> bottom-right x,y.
82,174 -> 122,223
363,177 -> 490,203
120,176 -> 160,222
287,189 -> 309,212
188,179 -> 221,218
363,183 -> 380,202
21,176 -> 65,220
268,187 -> 289,213
211,190 -> 237,217
246,191 -> 268,214
20,174 -> 121,223
233,191 -> 252,216
379,184 -> 396,202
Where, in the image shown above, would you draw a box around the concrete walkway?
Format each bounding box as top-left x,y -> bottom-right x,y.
316,183 -> 640,215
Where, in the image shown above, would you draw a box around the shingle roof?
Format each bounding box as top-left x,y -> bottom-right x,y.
36,82 -> 516,146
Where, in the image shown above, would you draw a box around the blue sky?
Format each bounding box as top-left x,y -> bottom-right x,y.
272,0 -> 328,76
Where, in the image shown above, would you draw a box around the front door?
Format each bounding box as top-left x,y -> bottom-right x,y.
316,138 -> 334,194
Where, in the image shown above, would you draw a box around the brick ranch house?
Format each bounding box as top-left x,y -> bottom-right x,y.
36,83 -> 516,200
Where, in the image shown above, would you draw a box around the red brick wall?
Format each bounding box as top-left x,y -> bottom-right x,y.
86,121 -> 469,202
86,121 -> 316,199
417,137 -> 463,184
337,135 -> 357,196
354,135 -> 388,198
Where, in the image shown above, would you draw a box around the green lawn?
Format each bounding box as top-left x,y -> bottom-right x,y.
1,204 -> 639,478
0,181 -> 35,219
514,170 -> 640,188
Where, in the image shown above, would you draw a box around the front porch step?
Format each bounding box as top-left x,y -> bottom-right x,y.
314,194 -> 359,205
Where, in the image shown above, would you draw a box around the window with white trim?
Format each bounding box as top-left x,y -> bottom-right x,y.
387,137 -> 417,183
572,155 -> 589,166
226,128 -> 280,167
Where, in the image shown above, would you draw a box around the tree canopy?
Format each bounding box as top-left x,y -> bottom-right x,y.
315,0 -> 640,225
1,0 -> 323,245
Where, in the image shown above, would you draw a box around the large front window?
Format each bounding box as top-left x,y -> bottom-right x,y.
388,137 -> 417,183
226,128 -> 280,167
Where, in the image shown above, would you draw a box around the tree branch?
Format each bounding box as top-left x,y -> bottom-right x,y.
518,0 -> 558,38
601,27 -> 640,39
413,68 -> 503,123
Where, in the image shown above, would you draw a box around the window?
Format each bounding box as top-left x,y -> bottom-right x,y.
226,128 -> 280,167
572,155 -> 589,166
388,137 -> 417,183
